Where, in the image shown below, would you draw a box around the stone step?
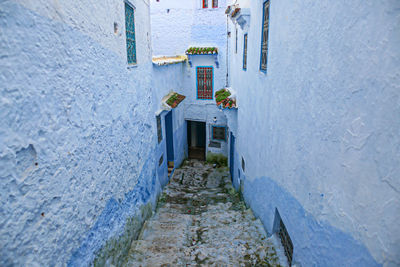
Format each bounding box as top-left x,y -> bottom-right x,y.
123,160 -> 289,266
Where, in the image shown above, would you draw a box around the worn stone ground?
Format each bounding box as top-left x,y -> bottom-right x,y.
124,160 -> 288,266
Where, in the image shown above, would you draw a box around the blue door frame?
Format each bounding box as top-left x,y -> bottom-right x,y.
165,111 -> 174,162
229,132 -> 235,182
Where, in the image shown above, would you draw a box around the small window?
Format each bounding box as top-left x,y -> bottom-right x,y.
241,156 -> 245,172
156,115 -> 162,143
243,34 -> 248,70
197,67 -> 213,99
124,2 -> 137,65
260,0 -> 270,72
212,126 -> 226,141
235,28 -> 238,54
159,154 -> 164,166
202,0 -> 208,8
212,0 -> 218,8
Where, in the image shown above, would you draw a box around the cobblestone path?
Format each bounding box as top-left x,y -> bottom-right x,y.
125,160 -> 288,266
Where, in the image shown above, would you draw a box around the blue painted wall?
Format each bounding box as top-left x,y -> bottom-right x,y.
227,0 -> 400,266
0,0 -> 185,266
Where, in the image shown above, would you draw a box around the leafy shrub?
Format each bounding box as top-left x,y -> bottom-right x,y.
206,153 -> 228,167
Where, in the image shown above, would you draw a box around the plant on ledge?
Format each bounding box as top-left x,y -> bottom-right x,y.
166,93 -> 186,108
231,8 -> 241,18
215,88 -> 236,109
185,47 -> 218,55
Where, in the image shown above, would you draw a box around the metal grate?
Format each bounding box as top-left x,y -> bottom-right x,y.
273,209 -> 293,266
197,67 -> 213,99
260,0 -> 270,72
243,34 -> 248,70
156,115 -> 162,143
125,2 -> 137,64
212,126 -> 226,141
279,219 -> 293,266
209,141 -> 221,148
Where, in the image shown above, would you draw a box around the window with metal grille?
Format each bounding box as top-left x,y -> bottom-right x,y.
212,0 -> 218,8
212,126 -> 226,141
156,115 -> 162,143
243,34 -> 248,70
235,28 -> 238,54
197,67 -> 213,99
125,2 -> 137,65
202,0 -> 208,8
260,0 -> 270,72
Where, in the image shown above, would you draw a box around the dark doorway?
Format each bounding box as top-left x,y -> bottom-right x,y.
187,120 -> 206,160
165,111 -> 174,175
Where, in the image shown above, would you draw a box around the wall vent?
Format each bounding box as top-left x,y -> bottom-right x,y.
273,209 -> 293,266
209,141 -> 221,148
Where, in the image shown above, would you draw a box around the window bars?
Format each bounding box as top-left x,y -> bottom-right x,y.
212,126 -> 226,141
243,34 -> 248,70
125,2 -> 137,64
260,0 -> 270,72
197,67 -> 213,99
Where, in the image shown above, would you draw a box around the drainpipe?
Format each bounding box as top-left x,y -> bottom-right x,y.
226,0 -> 238,88
226,14 -> 229,87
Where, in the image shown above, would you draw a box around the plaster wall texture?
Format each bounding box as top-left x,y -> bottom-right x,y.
13,0 -> 151,60
227,0 -> 400,266
0,0 -> 165,266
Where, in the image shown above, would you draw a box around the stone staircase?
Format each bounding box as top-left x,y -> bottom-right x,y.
124,160 -> 288,266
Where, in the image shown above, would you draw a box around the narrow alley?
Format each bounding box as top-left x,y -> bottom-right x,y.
124,160 -> 287,266
1,0 -> 399,266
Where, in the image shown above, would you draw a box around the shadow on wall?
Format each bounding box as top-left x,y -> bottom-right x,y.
68,157 -> 161,267
242,177 -> 380,267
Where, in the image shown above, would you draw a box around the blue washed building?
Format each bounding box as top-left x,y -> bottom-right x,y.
225,0 -> 400,266
0,0 -> 399,266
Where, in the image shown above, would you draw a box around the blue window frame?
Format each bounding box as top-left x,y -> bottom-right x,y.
243,33 -> 248,70
212,126 -> 226,141
196,66 -> 213,100
125,2 -> 137,65
260,0 -> 270,72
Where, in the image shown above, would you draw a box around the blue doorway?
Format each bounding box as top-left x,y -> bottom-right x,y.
165,111 -> 174,175
229,132 -> 235,182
